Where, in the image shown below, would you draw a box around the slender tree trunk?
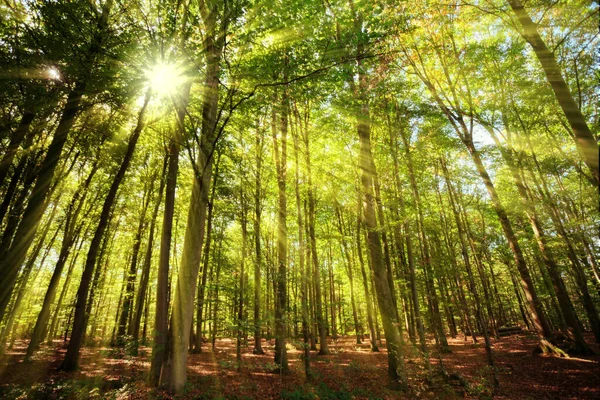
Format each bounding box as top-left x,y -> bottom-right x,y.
485,124 -> 591,353
25,167 -> 94,359
211,239 -> 223,351
372,173 -> 398,322
440,159 -> 496,373
507,0 -> 599,185
47,239 -> 82,345
162,19 -> 224,390
356,83 -> 407,387
253,125 -> 265,354
192,155 -> 219,353
387,115 -> 427,351
0,144 -> 33,227
236,188 -> 247,368
305,200 -> 317,351
0,153 -> 39,263
463,139 -> 551,340
328,248 -> 337,340
292,109 -> 308,372
272,88 -> 289,371
61,90 -> 150,371
524,149 -> 600,343
117,178 -> 154,342
0,207 -> 58,353
131,159 -> 167,346
335,204 -> 361,344
399,129 -> 449,352
356,197 -> 378,352
150,136 -> 180,386
302,121 -> 328,355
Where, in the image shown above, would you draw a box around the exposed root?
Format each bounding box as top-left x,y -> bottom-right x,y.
534,339 -> 569,358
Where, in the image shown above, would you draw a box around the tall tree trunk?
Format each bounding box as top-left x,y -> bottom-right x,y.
0,151 -> 41,264
507,0 -> 599,185
211,239 -> 223,350
117,177 -> 154,342
441,158 -> 496,373
272,88 -> 289,371
292,109 -> 308,372
372,173 -> 398,322
305,200 -> 318,351
0,142 -> 34,227
236,187 -> 247,368
193,154 -> 220,353
335,204 -> 361,344
524,146 -> 600,343
386,113 -> 428,353
462,138 -> 551,340
61,90 -> 150,371
411,40 -> 553,345
253,124 -> 265,355
356,197 -> 378,352
0,206 -> 58,353
399,128 -> 448,352
26,162 -> 98,359
130,158 -> 167,347
162,13 -> 224,389
356,77 -> 407,387
328,247 -> 337,340
485,123 -> 591,353
47,237 -> 82,345
302,122 -> 328,356
150,136 -> 180,386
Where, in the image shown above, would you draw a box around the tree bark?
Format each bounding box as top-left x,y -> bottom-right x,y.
399,128 -> 449,352
61,89 -> 150,371
26,161 -> 98,359
0,206 -> 58,353
272,88 -> 289,371
162,10 -> 224,388
485,123 -> 591,353
441,158 -> 496,372
507,0 -> 599,185
236,187 -> 247,368
193,154 -> 220,353
356,81 -> 407,387
130,158 -> 167,346
253,124 -> 265,355
462,138 -> 551,339
302,117 -> 328,356
149,136 -> 180,386
117,177 -> 154,342
335,204 -> 361,344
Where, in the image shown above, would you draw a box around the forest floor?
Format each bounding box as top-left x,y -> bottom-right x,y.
0,332 -> 598,399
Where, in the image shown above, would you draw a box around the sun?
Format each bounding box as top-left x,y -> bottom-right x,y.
145,62 -> 185,97
46,66 -> 61,81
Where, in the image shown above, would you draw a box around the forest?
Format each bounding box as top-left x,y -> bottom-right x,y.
0,0 -> 598,398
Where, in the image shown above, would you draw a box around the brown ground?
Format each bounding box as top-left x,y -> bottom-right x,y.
0,333 -> 598,399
